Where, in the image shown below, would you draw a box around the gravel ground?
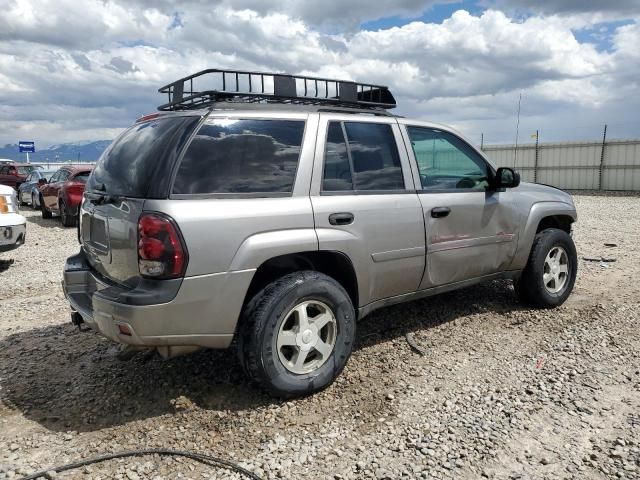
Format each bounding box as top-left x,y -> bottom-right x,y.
1,195 -> 639,480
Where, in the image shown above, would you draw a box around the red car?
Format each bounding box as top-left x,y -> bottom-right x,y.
40,165 -> 93,227
0,163 -> 41,189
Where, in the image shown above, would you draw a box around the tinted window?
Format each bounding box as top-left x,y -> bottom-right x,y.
322,122 -> 404,192
0,167 -> 7,174
88,116 -> 196,197
73,172 -> 90,183
173,119 -> 305,195
345,122 -> 404,190
322,123 -> 353,191
407,127 -> 489,191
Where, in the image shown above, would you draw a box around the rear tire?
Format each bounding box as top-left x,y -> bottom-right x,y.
239,271 -> 356,398
41,196 -> 52,219
60,200 -> 76,227
517,228 -> 577,308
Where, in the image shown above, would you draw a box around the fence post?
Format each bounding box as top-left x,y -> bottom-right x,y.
598,124 -> 607,190
534,130 -> 539,183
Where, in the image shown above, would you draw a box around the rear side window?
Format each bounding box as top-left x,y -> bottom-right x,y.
173,119 -> 305,195
322,123 -> 353,191
88,116 -> 196,197
322,121 -> 404,192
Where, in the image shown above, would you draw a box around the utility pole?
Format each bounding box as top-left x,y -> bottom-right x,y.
480,133 -> 484,150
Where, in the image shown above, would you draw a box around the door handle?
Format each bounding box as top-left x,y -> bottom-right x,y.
431,207 -> 451,218
329,212 -> 354,226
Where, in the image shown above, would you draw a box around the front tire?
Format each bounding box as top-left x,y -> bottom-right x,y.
32,192 -> 38,209
239,271 -> 356,398
517,228 -> 577,308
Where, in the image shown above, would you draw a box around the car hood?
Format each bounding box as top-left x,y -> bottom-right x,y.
514,181 -> 575,206
0,184 -> 15,195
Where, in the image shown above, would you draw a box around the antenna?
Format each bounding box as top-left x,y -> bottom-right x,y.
514,92 -> 522,168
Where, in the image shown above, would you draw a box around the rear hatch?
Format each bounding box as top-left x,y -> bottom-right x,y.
81,114 -> 200,287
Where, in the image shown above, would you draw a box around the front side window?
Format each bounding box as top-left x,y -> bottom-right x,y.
407,126 -> 490,191
173,119 -> 306,195
49,171 -> 61,183
322,121 -> 404,192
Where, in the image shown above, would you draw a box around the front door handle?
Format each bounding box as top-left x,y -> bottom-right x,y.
329,212 -> 354,226
431,207 -> 451,218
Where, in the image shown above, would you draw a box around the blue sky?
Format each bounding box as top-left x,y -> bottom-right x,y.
0,0 -> 639,147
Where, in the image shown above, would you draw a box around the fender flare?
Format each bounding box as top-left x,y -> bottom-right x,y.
510,201 -> 577,270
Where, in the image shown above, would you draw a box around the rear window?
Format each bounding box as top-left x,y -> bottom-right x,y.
172,119 -> 305,195
73,172 -> 90,183
88,116 -> 196,197
17,166 -> 34,175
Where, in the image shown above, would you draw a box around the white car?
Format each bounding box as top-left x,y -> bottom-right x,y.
0,184 -> 26,253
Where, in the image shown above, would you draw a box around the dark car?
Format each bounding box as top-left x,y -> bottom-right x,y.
40,165 -> 93,226
0,163 -> 42,189
18,170 -> 57,208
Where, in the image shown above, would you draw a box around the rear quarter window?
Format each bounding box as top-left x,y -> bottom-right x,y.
172,119 -> 305,195
88,116 -> 198,198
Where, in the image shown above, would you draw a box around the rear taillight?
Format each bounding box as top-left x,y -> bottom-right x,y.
66,182 -> 85,197
137,212 -> 188,279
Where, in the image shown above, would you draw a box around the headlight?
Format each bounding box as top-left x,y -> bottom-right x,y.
0,194 -> 17,214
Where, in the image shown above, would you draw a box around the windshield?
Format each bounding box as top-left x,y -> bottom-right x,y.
88,116 -> 197,197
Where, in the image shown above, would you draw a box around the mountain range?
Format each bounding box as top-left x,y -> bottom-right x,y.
0,140 -> 111,163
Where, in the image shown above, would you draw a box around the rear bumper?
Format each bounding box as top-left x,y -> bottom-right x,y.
62,250 -> 255,349
0,215 -> 26,252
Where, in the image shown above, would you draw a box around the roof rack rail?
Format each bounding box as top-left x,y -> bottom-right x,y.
157,69 -> 396,111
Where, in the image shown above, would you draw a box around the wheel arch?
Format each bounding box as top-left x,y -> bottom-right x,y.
511,202 -> 577,270
242,250 -> 359,313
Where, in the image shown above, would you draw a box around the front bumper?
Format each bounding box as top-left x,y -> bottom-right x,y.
0,214 -> 26,252
62,250 -> 255,349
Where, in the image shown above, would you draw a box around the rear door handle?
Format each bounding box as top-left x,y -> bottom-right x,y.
431,207 -> 451,218
329,212 -> 354,226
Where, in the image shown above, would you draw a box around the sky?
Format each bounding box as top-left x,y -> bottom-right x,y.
0,0 -> 639,148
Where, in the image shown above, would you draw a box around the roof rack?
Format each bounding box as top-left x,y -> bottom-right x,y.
157,69 -> 396,112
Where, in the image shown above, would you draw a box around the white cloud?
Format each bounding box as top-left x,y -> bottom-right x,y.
0,0 -> 638,147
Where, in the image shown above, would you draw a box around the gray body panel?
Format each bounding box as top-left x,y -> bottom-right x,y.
62,106 -> 577,353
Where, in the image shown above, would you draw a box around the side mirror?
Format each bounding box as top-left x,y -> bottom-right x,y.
494,167 -> 520,189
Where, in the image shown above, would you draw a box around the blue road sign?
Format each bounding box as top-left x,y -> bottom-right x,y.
19,141 -> 35,153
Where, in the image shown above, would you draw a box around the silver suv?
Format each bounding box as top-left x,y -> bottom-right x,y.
63,69 -> 577,397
